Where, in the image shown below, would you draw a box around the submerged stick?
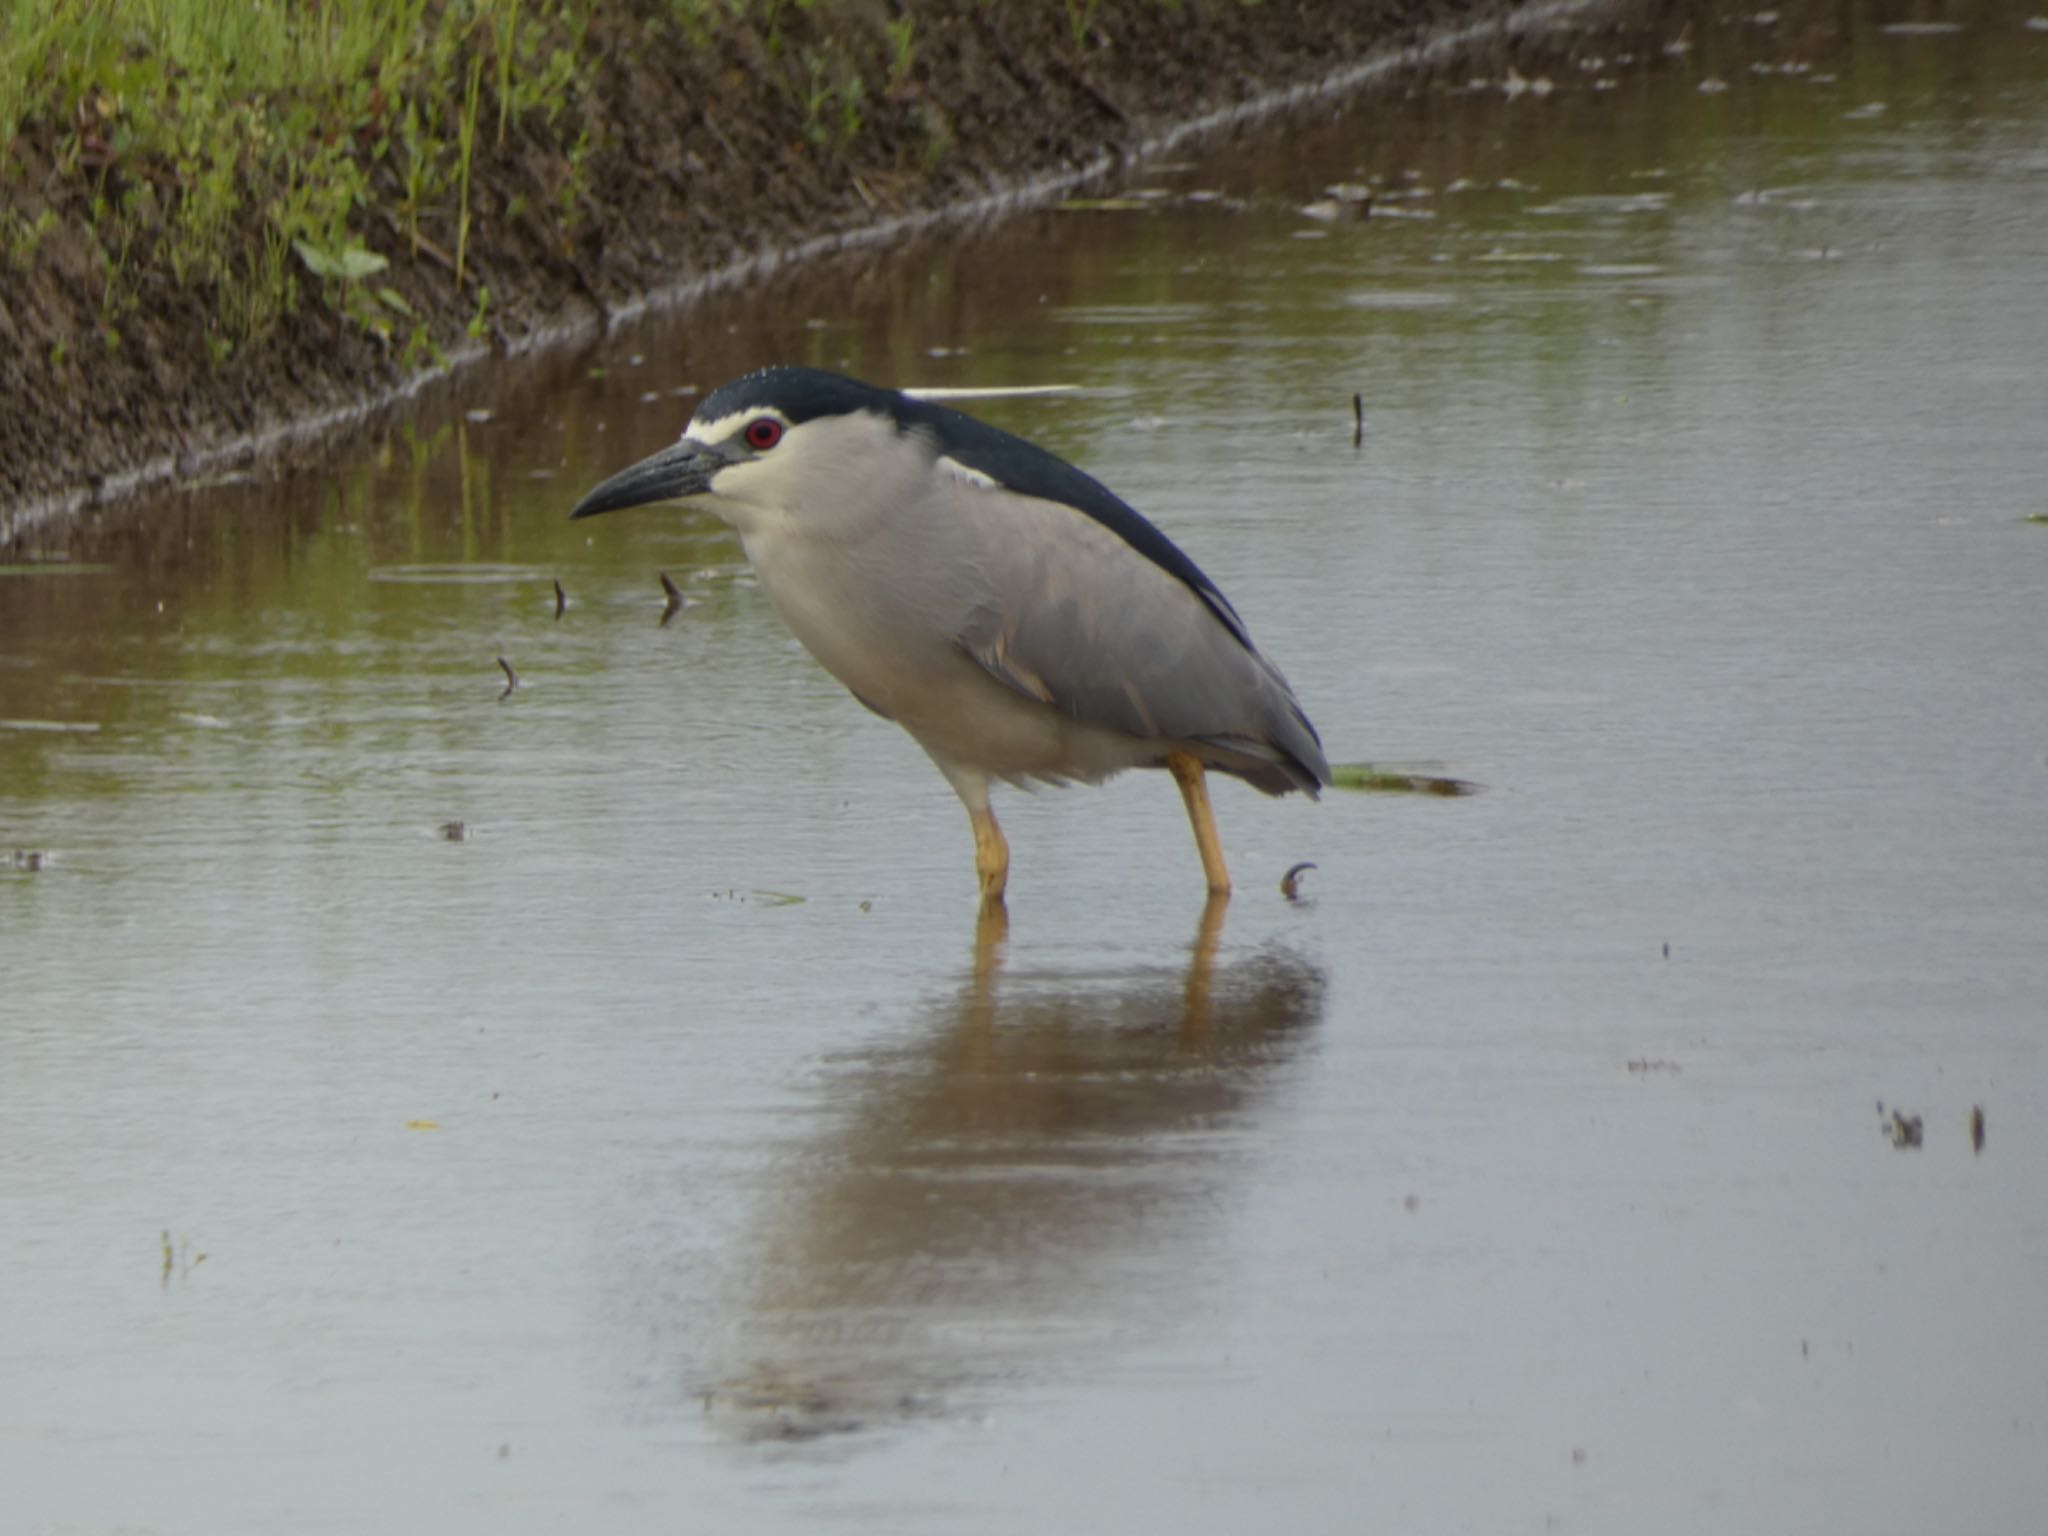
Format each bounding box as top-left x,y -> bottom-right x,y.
1352,392 -> 1364,448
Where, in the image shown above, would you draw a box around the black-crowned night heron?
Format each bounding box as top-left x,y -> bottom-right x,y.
571,367 -> 1329,905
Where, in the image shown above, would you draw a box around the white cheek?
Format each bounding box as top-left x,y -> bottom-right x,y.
703,462 -> 783,537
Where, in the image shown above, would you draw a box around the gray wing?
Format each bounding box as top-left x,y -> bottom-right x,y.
951,493 -> 1329,796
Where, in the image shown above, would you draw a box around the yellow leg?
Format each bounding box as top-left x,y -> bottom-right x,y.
969,802 -> 1010,906
971,898 -> 1009,988
1182,892 -> 1227,1035
1167,750 -> 1232,897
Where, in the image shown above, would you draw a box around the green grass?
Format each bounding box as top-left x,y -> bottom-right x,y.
0,0 -> 595,358
0,0 -> 1215,365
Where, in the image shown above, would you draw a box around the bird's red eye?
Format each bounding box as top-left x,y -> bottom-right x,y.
743,418 -> 783,451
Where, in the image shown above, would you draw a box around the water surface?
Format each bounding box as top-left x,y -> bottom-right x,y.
4,2 -> 2046,1530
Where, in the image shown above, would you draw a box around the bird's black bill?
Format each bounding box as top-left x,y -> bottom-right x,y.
570,437 -> 728,520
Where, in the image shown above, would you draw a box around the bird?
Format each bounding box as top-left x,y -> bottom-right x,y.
571,367 -> 1329,906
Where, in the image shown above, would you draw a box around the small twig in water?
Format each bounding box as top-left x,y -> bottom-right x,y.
553,579 -> 566,620
1352,393 -> 1365,448
659,571 -> 687,626
497,656 -> 520,701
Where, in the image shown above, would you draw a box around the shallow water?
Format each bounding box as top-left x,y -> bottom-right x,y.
5,1 -> 2047,1530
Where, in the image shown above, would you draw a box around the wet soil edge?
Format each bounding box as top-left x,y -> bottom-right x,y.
1,0 -> 1618,542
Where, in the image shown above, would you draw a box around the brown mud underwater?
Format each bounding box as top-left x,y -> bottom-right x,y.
0,0 -> 1661,540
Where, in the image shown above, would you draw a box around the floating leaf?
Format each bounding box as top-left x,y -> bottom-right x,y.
1329,761 -> 1480,796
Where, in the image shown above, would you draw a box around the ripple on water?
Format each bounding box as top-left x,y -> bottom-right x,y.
365,563 -> 553,584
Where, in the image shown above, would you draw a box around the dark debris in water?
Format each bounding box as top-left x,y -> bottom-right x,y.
707,888 -> 807,907
159,1229 -> 207,1285
438,821 -> 470,842
1280,861 -> 1316,901
11,848 -> 46,871
1874,1100 -> 1985,1153
496,656 -> 520,701
659,571 -> 688,625
703,1371 -> 951,1443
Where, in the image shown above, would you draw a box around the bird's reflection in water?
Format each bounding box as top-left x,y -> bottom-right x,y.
709,900 -> 1325,1441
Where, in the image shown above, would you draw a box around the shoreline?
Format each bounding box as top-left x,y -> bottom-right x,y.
1,0 -> 1618,543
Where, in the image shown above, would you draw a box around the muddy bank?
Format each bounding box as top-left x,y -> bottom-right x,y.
1,0 -> 1626,539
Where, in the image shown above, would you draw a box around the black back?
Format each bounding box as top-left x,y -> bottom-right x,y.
697,368 -> 1252,647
